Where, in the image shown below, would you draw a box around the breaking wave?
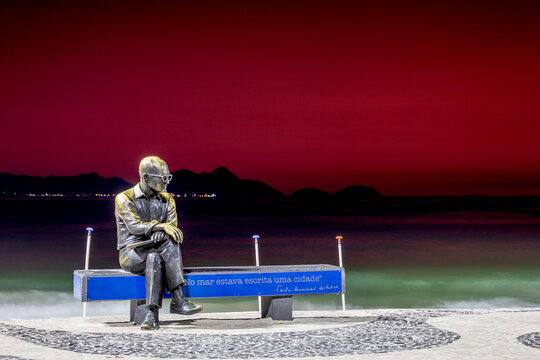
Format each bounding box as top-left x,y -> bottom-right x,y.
0,290 -> 129,319
438,297 -> 539,309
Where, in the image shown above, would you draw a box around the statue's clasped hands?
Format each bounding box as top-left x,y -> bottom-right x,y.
154,223 -> 184,243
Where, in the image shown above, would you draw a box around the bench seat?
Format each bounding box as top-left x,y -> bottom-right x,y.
73,264 -> 345,321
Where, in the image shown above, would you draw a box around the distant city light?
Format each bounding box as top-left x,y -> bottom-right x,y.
15,192 -> 217,198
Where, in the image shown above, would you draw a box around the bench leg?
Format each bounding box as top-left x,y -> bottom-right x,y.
130,299 -> 159,325
261,296 -> 292,321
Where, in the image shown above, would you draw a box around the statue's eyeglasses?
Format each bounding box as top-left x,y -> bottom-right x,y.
145,173 -> 173,183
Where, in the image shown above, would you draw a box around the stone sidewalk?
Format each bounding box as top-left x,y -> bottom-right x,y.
0,308 -> 538,359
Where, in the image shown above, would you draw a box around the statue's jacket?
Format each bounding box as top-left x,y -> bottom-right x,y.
115,183 -> 177,250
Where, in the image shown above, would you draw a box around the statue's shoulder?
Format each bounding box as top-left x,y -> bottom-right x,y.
116,187 -> 136,203
159,191 -> 174,202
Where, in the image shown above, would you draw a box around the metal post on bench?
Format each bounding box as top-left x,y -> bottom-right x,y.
336,235 -> 346,311
252,235 -> 261,317
83,227 -> 93,318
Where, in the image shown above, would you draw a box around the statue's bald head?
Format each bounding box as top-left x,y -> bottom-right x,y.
139,156 -> 168,178
139,156 -> 171,193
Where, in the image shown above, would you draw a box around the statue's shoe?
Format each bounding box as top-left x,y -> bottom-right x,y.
170,298 -> 203,315
140,311 -> 159,330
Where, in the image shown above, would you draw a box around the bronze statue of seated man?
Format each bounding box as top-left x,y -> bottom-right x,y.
115,156 -> 202,330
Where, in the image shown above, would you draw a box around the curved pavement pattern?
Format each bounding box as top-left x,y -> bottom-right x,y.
0,311 -> 460,359
517,332 -> 540,349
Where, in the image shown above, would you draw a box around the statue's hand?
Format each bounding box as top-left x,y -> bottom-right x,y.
151,231 -> 170,244
176,228 -> 184,244
155,223 -> 183,243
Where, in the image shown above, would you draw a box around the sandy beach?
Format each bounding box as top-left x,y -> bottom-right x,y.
0,308 -> 538,360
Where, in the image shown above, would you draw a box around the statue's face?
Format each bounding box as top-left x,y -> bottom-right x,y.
144,163 -> 172,192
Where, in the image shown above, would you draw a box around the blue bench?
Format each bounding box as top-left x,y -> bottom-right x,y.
74,264 -> 345,322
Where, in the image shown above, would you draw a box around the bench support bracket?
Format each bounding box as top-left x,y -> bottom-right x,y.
130,299 -> 159,325
261,295 -> 292,321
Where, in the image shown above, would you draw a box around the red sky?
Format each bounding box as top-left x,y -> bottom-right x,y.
1,0 -> 540,196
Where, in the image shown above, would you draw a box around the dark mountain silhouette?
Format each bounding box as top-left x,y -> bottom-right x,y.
333,184 -> 383,199
168,167 -> 285,199
0,172 -> 131,196
0,168 -> 285,199
289,187 -> 332,199
0,167 -> 383,200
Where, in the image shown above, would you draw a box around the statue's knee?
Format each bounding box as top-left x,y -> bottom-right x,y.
166,239 -> 179,250
164,240 -> 180,257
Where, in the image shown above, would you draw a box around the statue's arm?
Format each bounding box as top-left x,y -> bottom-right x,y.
164,195 -> 178,226
154,195 -> 183,243
115,193 -> 158,237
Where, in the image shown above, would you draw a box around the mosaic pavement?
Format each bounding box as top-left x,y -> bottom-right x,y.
1,309 -> 539,359
0,310 -> 461,359
517,332 -> 540,349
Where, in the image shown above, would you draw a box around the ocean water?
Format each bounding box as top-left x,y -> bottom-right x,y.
0,197 -> 539,319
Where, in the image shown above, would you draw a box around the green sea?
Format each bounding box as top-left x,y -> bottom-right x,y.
1,197 -> 539,318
